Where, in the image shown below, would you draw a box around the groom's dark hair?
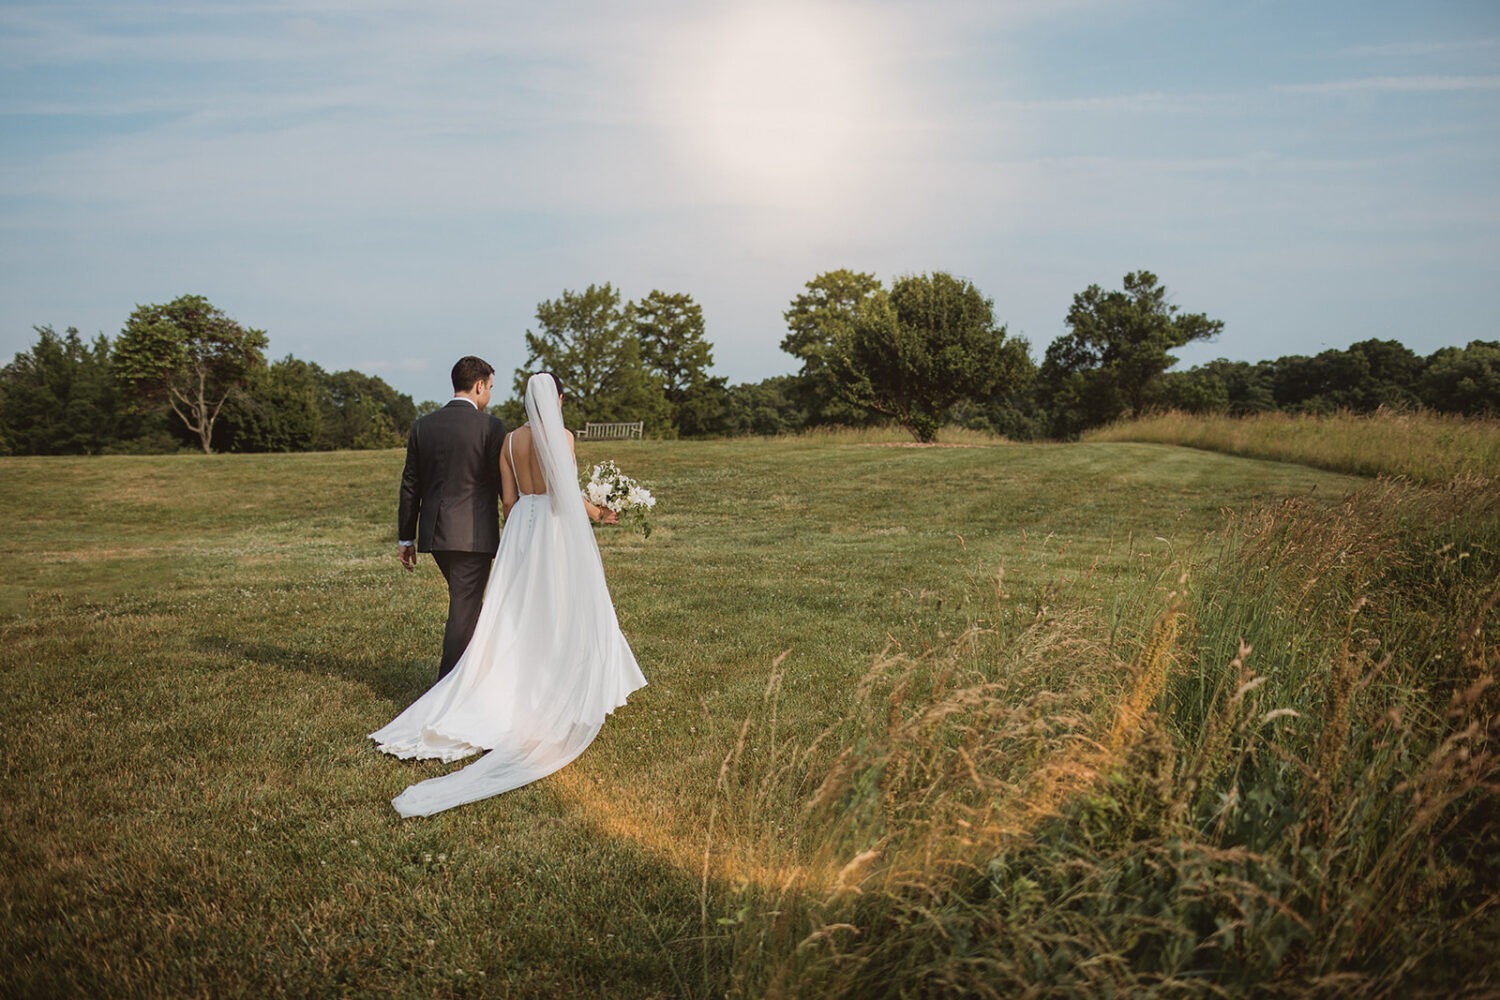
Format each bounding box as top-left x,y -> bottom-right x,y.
451,356 -> 494,393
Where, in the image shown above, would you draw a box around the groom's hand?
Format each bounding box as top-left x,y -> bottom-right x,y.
398,543 -> 417,571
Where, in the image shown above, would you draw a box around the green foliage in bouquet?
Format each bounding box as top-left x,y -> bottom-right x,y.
582,459 -> 657,537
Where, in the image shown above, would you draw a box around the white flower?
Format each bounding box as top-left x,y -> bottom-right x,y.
579,458 -> 656,535
627,485 -> 656,509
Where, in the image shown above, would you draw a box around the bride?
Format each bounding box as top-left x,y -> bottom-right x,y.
369,371 -> 648,817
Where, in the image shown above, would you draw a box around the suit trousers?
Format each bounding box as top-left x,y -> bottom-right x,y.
430,551 -> 493,679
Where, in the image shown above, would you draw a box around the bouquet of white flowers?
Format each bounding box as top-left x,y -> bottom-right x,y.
582,460 -> 657,537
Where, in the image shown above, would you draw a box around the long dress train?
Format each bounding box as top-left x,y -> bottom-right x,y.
369,375 -> 647,817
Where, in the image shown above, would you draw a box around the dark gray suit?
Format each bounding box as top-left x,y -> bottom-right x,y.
398,399 -> 508,678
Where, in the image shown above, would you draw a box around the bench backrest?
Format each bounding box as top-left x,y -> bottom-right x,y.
580,421 -> 644,440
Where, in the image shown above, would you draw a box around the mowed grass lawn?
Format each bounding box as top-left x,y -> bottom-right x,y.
1,437 -> 1364,998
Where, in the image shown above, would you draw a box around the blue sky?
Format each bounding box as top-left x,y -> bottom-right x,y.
2,0 -> 1497,403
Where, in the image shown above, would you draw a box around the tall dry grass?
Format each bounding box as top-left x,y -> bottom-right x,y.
699,472 -> 1500,997
1084,408 -> 1500,482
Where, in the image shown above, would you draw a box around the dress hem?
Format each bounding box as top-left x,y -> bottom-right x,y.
368,680 -> 646,764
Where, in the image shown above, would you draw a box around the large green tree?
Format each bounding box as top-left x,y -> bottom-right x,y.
516,283 -> 670,431
723,375 -> 805,436
114,295 -> 268,453
839,271 -> 1028,443
1147,369 -> 1231,415
632,290 -> 727,437
223,356 -> 326,452
1270,339 -> 1424,414
1039,271 -> 1222,437
317,369 -> 414,450
0,325 -> 117,455
782,269 -> 883,426
1145,357 -> 1281,416
1419,340 -> 1500,415
949,350 -> 1042,441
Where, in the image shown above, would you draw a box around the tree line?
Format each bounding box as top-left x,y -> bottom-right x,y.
0,296 -> 414,455
3,276 -> 1496,455
516,269 -> 1495,441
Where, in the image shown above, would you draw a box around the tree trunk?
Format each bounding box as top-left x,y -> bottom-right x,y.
168,370 -> 218,454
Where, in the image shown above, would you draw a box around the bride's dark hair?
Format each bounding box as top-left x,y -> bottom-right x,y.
534,371 -> 564,399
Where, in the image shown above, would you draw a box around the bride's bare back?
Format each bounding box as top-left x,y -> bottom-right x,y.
500,423 -> 616,524
501,425 -> 559,519
505,425 -> 550,496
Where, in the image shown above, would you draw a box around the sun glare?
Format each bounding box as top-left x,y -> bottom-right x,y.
654,3 -> 890,205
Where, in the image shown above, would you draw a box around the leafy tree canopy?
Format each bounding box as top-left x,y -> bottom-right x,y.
114,294 -> 267,453
222,355 -> 325,453
1420,340 -> 1500,415
516,283 -> 671,432
318,369 -> 413,450
632,290 -> 727,437
1040,271 -> 1222,437
723,375 -> 805,437
1270,339 -> 1423,413
840,271 -> 1027,443
0,326 -> 115,455
782,269 -> 883,427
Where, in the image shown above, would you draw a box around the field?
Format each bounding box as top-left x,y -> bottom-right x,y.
3,431 -> 1496,997
1085,407 -> 1500,483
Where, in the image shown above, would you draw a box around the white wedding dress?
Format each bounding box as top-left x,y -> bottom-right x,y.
369,374 -> 647,817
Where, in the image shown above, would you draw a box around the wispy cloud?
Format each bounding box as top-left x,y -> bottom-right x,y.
1342,38 -> 1499,58
989,91 -> 1220,114
1277,74 -> 1500,95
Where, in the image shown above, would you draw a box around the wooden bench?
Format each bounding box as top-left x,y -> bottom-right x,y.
579,421 -> 643,441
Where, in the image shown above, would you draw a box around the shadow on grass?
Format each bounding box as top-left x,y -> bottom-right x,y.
200,636 -> 434,706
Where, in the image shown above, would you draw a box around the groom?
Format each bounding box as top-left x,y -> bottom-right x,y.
397,356 -> 508,679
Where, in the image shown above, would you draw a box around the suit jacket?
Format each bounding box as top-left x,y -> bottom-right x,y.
398,400 -> 508,554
